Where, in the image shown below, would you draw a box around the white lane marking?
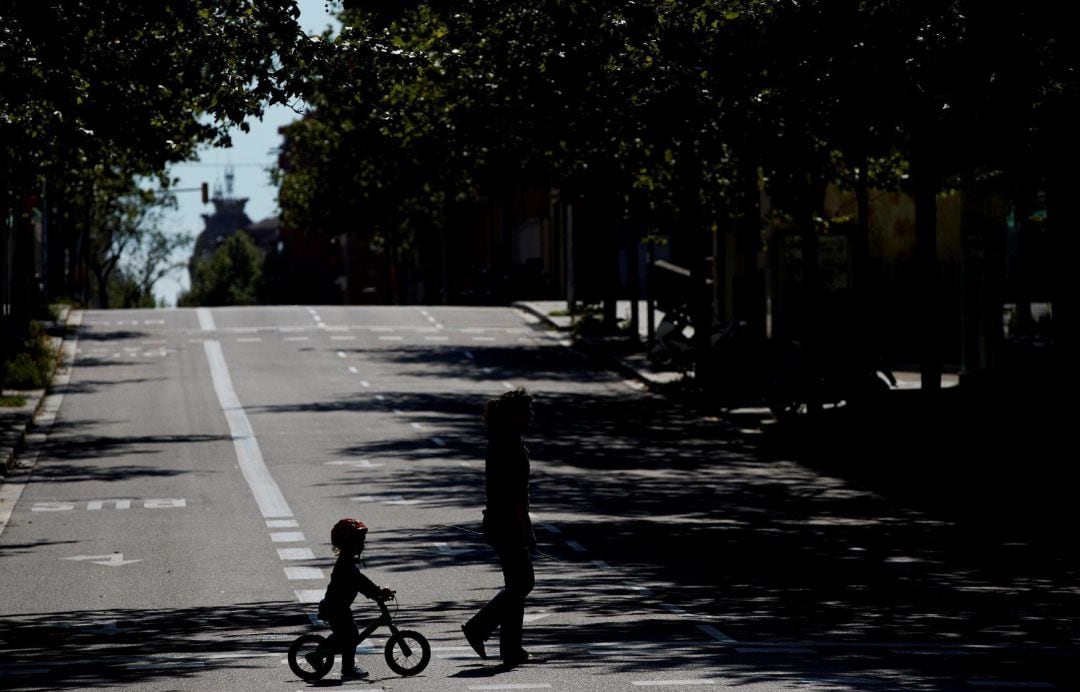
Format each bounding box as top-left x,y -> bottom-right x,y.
284,336 -> 309,342
472,336 -> 496,342
336,350 -> 347,358
331,335 -> 355,341
361,380 -> 371,387
624,379 -> 647,391
326,460 -> 384,469
697,624 -> 737,643
632,681 -> 716,687
386,498 -> 424,506
294,590 -> 324,603
522,612 -> 552,623
410,422 -> 426,430
267,519 -> 299,528
237,337 -> 262,343
348,366 -> 359,374
469,685 -> 552,690
196,308 -> 216,331
425,336 -> 450,341
379,336 -> 404,341
277,548 -> 315,561
285,567 -> 325,580
88,499 -> 131,511
325,326 -> 347,332
566,541 -> 587,552
501,382 -> 514,390
205,341 -> 293,519
371,326 -> 394,332
374,394 -> 385,400
64,553 -> 142,567
433,542 -> 472,556
270,532 -> 305,543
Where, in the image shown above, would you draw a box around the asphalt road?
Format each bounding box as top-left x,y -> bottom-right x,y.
0,306 -> 1075,691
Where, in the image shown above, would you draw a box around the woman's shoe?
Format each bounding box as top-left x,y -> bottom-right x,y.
501,648 -> 530,667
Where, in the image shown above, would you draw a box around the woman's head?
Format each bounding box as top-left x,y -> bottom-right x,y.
484,388 -> 533,435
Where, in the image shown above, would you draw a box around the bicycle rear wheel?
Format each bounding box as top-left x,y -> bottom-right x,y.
384,630 -> 431,676
288,634 -> 334,681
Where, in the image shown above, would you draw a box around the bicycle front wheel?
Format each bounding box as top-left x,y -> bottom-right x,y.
384,630 -> 431,676
288,634 -> 334,681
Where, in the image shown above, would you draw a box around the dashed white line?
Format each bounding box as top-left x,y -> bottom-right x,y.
284,336 -> 309,342
379,336 -> 404,341
472,336 -> 496,342
285,567 -> 324,580
276,548 -> 315,561
336,351 -> 347,358
632,681 -> 716,688
331,335 -> 356,341
361,380 -> 371,387
425,336 -> 449,341
237,337 -> 262,343
270,532 -> 305,543
348,366 -> 359,374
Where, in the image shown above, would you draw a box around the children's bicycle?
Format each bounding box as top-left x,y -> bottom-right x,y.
288,595 -> 431,679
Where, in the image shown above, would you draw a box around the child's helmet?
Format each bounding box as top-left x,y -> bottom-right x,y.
331,518 -> 368,548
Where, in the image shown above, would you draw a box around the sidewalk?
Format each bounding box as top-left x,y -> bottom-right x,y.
1,306 -> 71,476
514,299 -> 959,395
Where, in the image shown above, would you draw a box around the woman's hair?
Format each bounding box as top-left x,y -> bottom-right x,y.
483,388 -> 532,434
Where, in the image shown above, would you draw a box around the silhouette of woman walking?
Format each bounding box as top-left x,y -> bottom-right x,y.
462,388 -> 536,667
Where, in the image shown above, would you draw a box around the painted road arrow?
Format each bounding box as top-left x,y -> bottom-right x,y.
64,553 -> 142,567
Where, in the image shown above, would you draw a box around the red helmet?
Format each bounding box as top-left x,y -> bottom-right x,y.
331,518 -> 368,548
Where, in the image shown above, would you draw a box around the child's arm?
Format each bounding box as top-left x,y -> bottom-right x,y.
354,567 -> 394,601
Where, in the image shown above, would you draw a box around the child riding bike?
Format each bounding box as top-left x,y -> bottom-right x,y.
307,518 -> 395,682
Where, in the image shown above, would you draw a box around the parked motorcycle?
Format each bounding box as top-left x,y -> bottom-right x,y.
766,340 -> 896,422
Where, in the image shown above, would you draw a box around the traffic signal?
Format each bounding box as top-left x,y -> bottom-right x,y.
201,182 -> 209,205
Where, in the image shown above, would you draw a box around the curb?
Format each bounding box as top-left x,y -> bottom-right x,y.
511,301 -> 669,391
1,306 -> 73,476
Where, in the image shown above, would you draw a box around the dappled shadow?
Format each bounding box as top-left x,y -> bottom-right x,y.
0,601 -> 312,690
54,377 -> 168,396
73,329 -> 150,342
334,342 -> 597,384
0,539 -> 81,556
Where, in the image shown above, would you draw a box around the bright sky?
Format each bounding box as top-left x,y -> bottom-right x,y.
156,0 -> 339,306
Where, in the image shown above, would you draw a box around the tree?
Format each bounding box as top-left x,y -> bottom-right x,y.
179,232 -> 263,307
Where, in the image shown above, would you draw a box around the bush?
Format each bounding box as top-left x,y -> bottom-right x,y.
1,322 -> 56,389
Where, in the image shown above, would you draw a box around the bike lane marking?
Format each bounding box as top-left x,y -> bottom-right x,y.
204,340 -> 293,519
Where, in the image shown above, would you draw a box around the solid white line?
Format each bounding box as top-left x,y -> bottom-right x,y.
196,308 -> 216,331
204,341 -> 293,519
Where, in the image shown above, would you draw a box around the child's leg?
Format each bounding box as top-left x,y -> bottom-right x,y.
329,615 -> 361,673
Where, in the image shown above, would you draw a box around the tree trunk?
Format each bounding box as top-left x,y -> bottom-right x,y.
852,152 -> 872,350
912,123 -> 942,393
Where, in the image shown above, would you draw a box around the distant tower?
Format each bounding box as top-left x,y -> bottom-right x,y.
191,165 -> 252,266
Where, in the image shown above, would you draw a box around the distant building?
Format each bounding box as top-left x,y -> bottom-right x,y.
189,167 -> 279,277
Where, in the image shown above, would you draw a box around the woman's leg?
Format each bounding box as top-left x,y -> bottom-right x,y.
496,547 -> 534,658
